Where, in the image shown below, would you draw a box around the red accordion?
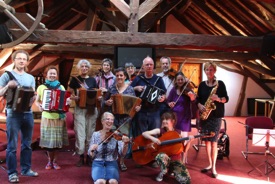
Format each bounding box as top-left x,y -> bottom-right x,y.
42,89 -> 71,112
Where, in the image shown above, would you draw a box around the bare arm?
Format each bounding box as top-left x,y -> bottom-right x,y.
142,128 -> 161,145
0,80 -> 17,96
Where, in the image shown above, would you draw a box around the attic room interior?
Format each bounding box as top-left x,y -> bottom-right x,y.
0,0 -> 275,183
0,0 -> 274,117
0,0 -> 274,118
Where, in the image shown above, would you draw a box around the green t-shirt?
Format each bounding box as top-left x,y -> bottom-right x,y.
37,84 -> 65,119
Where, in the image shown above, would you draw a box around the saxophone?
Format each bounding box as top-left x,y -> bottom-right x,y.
200,82 -> 219,120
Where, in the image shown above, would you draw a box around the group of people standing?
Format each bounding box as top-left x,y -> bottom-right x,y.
0,50 -> 228,184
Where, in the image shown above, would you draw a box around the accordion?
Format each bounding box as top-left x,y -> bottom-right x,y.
41,89 -> 71,112
140,85 -> 165,104
111,94 -> 142,118
77,88 -> 102,109
10,86 -> 35,112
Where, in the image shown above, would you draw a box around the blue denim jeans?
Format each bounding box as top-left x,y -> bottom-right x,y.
6,109 -> 34,175
92,160 -> 119,182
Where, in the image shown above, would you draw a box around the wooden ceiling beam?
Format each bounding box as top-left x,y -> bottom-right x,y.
44,1 -> 77,29
172,10 -> 202,34
187,5 -> 222,35
241,66 -> 274,97
85,8 -> 96,31
127,0 -> 139,33
10,30 -> 263,52
85,0 -> 126,31
13,44 -> 260,61
138,0 -> 162,20
193,0 -> 241,36
237,0 -> 273,31
0,48 -> 13,68
109,0 -> 130,18
259,55 -> 275,72
142,0 -> 183,32
30,56 -> 62,75
233,60 -> 274,77
211,0 -> 255,36
225,0 -> 266,34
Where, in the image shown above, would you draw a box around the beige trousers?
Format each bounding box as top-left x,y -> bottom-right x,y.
74,106 -> 98,155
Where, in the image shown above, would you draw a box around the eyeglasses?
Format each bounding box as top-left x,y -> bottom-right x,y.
15,58 -> 27,61
104,118 -> 114,122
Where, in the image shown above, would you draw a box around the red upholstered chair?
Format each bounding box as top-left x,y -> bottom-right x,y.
64,111 -> 75,151
66,111 -> 75,139
241,116 -> 274,159
0,128 -> 7,171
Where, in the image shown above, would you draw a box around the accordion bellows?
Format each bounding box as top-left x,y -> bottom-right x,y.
11,86 -> 35,112
77,88 -> 101,108
111,94 -> 142,118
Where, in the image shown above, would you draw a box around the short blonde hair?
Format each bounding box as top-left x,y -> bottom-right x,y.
204,61 -> 217,72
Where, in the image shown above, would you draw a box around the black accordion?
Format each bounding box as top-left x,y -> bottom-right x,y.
6,86 -> 35,112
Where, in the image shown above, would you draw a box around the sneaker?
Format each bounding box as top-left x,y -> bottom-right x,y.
45,162 -> 52,170
156,172 -> 164,182
21,169 -> 38,177
8,173 -> 19,183
53,162 -> 61,170
120,163 -> 127,171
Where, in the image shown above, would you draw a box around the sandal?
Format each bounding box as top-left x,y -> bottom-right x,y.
120,163 -> 127,171
9,173 -> 19,183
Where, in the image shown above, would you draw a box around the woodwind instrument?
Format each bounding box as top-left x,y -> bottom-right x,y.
200,82 -> 219,120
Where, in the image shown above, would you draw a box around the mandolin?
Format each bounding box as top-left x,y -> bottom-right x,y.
132,131 -> 214,165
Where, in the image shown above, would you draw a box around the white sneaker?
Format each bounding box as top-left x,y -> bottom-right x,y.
156,172 -> 164,182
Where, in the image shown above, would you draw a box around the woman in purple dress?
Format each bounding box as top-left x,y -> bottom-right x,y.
167,72 -> 196,164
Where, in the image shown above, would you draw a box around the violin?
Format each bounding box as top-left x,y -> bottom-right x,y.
167,68 -> 177,79
181,81 -> 197,96
104,130 -> 125,141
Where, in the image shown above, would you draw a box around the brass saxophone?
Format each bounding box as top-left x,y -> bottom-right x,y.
200,82 -> 219,120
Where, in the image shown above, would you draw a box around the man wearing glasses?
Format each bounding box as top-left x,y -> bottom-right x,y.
0,50 -> 38,183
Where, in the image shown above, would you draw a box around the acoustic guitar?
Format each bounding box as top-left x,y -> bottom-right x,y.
132,131 -> 214,165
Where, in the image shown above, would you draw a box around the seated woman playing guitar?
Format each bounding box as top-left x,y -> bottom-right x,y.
142,112 -> 191,183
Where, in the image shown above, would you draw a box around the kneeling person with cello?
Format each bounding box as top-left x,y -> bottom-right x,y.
141,112 -> 191,183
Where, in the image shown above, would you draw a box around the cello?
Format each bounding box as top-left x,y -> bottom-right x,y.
132,131 -> 214,165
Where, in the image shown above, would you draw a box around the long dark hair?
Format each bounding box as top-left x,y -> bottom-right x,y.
173,72 -> 186,91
